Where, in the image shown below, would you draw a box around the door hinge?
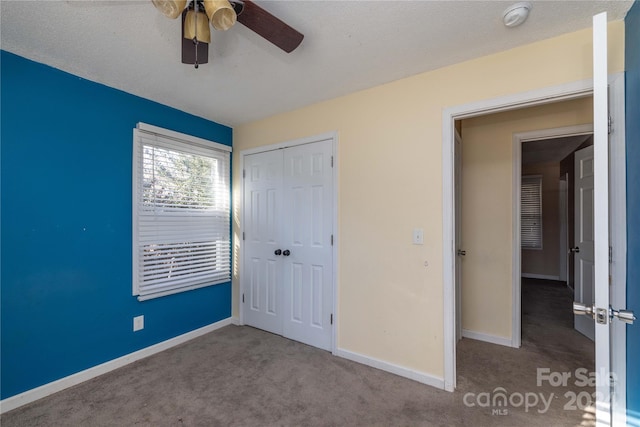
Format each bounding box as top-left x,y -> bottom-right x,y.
610,373 -> 617,397
330,313 -> 333,325
242,293 -> 245,303
331,234 -> 334,246
243,169 -> 246,178
331,156 -> 334,167
608,116 -> 612,134
242,232 -> 245,241
609,246 -> 613,264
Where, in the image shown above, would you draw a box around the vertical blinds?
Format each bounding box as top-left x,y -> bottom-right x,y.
133,126 -> 231,301
521,176 -> 543,250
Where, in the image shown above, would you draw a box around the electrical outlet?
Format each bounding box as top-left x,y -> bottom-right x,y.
413,228 -> 424,245
133,315 -> 144,332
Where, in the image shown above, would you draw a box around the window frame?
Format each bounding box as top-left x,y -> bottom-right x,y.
132,123 -> 232,301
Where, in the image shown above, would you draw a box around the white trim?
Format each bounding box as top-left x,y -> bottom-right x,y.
238,132 -> 339,353
331,133 -> 340,353
512,135 -> 522,348
521,273 -> 562,281
334,348 -> 445,390
240,132 -> 337,156
461,329 -> 513,348
0,317 -> 235,414
136,122 -> 232,152
443,78 -> 603,393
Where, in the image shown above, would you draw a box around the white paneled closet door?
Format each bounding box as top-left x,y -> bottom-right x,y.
243,139 -> 334,351
243,149 -> 284,335
281,140 -> 333,351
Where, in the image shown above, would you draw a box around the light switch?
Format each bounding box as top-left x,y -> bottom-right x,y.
413,228 -> 424,245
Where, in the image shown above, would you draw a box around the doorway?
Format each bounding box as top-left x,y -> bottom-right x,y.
456,98 -> 594,349
443,73 -> 627,422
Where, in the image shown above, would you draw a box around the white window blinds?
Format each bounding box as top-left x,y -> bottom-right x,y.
133,123 -> 231,301
521,175 -> 543,250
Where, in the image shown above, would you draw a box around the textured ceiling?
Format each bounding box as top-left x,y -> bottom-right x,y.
0,0 -> 633,126
522,134 -> 592,165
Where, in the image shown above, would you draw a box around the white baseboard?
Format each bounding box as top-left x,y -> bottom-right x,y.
0,317 -> 235,414
333,348 -> 445,390
521,273 -> 561,281
462,329 -> 514,348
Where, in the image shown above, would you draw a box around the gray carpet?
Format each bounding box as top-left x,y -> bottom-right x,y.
2,279 -> 594,426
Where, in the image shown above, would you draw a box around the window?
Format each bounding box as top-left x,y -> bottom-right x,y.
133,123 -> 231,301
521,175 -> 543,250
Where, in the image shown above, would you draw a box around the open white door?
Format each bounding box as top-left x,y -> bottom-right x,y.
592,12 -> 611,425
573,145 -> 595,341
573,12 -> 611,425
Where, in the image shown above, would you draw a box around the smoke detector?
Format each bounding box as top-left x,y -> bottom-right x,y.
503,2 -> 532,28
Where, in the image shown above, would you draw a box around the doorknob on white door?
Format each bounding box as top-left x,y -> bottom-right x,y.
282,250 -> 291,256
573,302 -> 594,318
570,246 -> 580,253
611,308 -> 636,324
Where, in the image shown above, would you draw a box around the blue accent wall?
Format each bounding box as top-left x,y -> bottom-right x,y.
0,51 -> 232,400
626,1 -> 640,424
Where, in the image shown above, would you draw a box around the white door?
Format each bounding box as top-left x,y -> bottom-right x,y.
592,12 -> 612,425
243,139 -> 334,351
573,145 -> 595,341
281,141 -> 334,350
571,12 -> 612,426
243,149 -> 284,335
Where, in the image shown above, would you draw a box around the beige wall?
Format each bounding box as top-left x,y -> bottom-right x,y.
233,23 -> 624,381
522,162 -> 562,278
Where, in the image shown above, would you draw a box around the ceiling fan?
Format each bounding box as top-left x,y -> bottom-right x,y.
152,0 -> 304,68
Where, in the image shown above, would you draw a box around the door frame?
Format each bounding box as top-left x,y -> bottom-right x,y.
512,123 -> 594,349
238,131 -> 339,353
559,173 -> 569,285
442,73 -> 626,421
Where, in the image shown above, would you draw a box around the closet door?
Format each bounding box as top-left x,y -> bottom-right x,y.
243,149 -> 284,335
281,140 -> 333,351
242,139 -> 334,351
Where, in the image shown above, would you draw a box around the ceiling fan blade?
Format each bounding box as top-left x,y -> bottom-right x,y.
236,0 -> 303,53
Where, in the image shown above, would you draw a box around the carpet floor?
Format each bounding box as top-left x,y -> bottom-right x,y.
2,279 -> 594,426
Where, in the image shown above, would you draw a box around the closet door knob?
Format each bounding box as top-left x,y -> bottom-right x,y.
282,250 -> 291,256
274,249 -> 282,256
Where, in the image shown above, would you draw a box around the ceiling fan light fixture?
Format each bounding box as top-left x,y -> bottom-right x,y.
151,0 -> 187,19
502,2 -> 532,28
184,10 -> 211,43
204,0 -> 237,31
